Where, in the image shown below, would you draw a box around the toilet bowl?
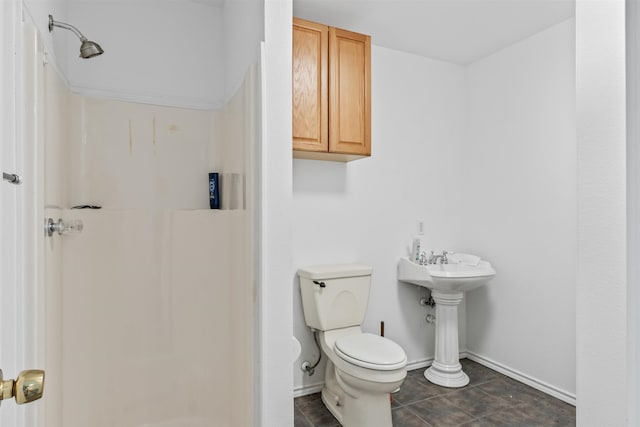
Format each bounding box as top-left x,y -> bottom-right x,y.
320,327 -> 407,427
298,264 -> 408,427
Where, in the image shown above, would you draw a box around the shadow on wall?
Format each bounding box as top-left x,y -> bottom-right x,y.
293,159 -> 347,194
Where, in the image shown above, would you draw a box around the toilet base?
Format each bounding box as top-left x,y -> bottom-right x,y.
424,360 -> 469,388
321,359 -> 397,427
321,385 -> 393,427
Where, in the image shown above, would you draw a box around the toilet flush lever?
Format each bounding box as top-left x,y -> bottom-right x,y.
313,280 -> 326,288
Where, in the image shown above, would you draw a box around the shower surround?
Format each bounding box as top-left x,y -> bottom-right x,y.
42,62 -> 256,426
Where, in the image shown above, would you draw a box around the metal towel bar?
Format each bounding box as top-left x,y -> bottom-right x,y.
3,172 -> 22,185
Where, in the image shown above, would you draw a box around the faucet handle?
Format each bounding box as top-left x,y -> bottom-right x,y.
419,252 -> 427,265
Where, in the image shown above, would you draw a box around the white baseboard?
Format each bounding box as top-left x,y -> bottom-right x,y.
293,350 -> 577,408
404,351 -> 472,372
405,357 -> 432,372
465,351 -> 576,406
293,382 -> 324,398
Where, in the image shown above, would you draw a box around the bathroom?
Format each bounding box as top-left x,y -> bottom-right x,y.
0,0 -> 635,427
291,0 -> 576,424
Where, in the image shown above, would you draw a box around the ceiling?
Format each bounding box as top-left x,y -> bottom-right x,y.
293,0 -> 575,65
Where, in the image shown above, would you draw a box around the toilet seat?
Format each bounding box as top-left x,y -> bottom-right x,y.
334,333 -> 407,371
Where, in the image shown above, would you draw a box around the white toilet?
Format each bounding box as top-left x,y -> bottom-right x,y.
298,264 -> 407,427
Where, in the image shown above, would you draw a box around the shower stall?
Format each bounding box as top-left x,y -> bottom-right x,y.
3,16 -> 259,427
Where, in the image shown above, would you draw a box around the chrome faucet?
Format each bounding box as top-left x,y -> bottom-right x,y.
427,250 -> 448,265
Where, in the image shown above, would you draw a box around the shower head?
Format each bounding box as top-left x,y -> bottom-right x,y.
79,39 -> 104,59
48,14 -> 104,59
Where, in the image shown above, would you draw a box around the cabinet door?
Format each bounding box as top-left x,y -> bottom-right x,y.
292,18 -> 328,152
329,27 -> 371,156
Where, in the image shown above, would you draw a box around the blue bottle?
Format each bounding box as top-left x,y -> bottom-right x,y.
209,173 -> 220,209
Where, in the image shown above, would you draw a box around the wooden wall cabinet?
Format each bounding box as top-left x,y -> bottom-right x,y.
292,18 -> 371,162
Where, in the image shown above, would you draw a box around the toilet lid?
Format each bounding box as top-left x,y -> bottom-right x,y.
334,333 -> 407,371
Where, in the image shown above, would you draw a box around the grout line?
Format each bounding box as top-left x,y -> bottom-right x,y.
454,402 -> 530,426
455,386 -> 516,420
401,403 -> 436,427
460,402 -> 516,425
299,411 -> 311,427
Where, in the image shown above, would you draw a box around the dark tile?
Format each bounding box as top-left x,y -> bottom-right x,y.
459,405 -> 543,427
294,370 -> 575,427
408,367 -> 428,377
478,401 -> 575,427
444,387 -> 511,418
295,392 -> 323,412
460,358 -> 483,369
539,394 -> 576,415
391,393 -> 403,409
392,407 -> 433,427
460,359 -> 501,385
460,397 -> 576,427
459,359 -> 474,366
394,375 -> 442,406
459,415 -> 512,427
294,407 -> 313,427
302,401 -> 340,427
528,396 -> 576,426
294,392 -> 340,427
407,367 -> 472,396
405,396 -> 474,427
476,378 -> 548,406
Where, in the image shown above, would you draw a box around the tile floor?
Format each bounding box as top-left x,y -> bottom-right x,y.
294,359 -> 575,427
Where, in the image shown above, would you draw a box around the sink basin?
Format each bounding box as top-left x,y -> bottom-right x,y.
398,257 -> 496,293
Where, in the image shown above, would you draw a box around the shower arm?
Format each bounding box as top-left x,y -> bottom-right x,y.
48,15 -> 88,42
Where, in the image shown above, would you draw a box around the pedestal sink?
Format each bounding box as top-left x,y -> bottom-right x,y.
398,256 -> 496,387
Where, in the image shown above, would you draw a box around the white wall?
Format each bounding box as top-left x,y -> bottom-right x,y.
23,0 -> 69,80
627,1 -> 640,424
223,0 -> 264,100
260,0 -> 294,425
292,46 -> 468,392
39,0 -> 266,111
464,19 -> 576,401
65,0 -> 225,109
575,0 -> 628,424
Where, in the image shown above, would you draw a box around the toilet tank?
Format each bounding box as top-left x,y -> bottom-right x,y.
298,264 -> 373,331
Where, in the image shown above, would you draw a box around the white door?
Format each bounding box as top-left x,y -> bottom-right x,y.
1,3 -> 45,426
0,166 -> 22,427
1,0 -> 23,424
1,0 -> 22,417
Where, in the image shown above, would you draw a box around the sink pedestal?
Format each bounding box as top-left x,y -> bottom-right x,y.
424,291 -> 469,388
397,255 -> 496,387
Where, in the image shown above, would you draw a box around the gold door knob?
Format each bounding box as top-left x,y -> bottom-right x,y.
0,369 -> 45,405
